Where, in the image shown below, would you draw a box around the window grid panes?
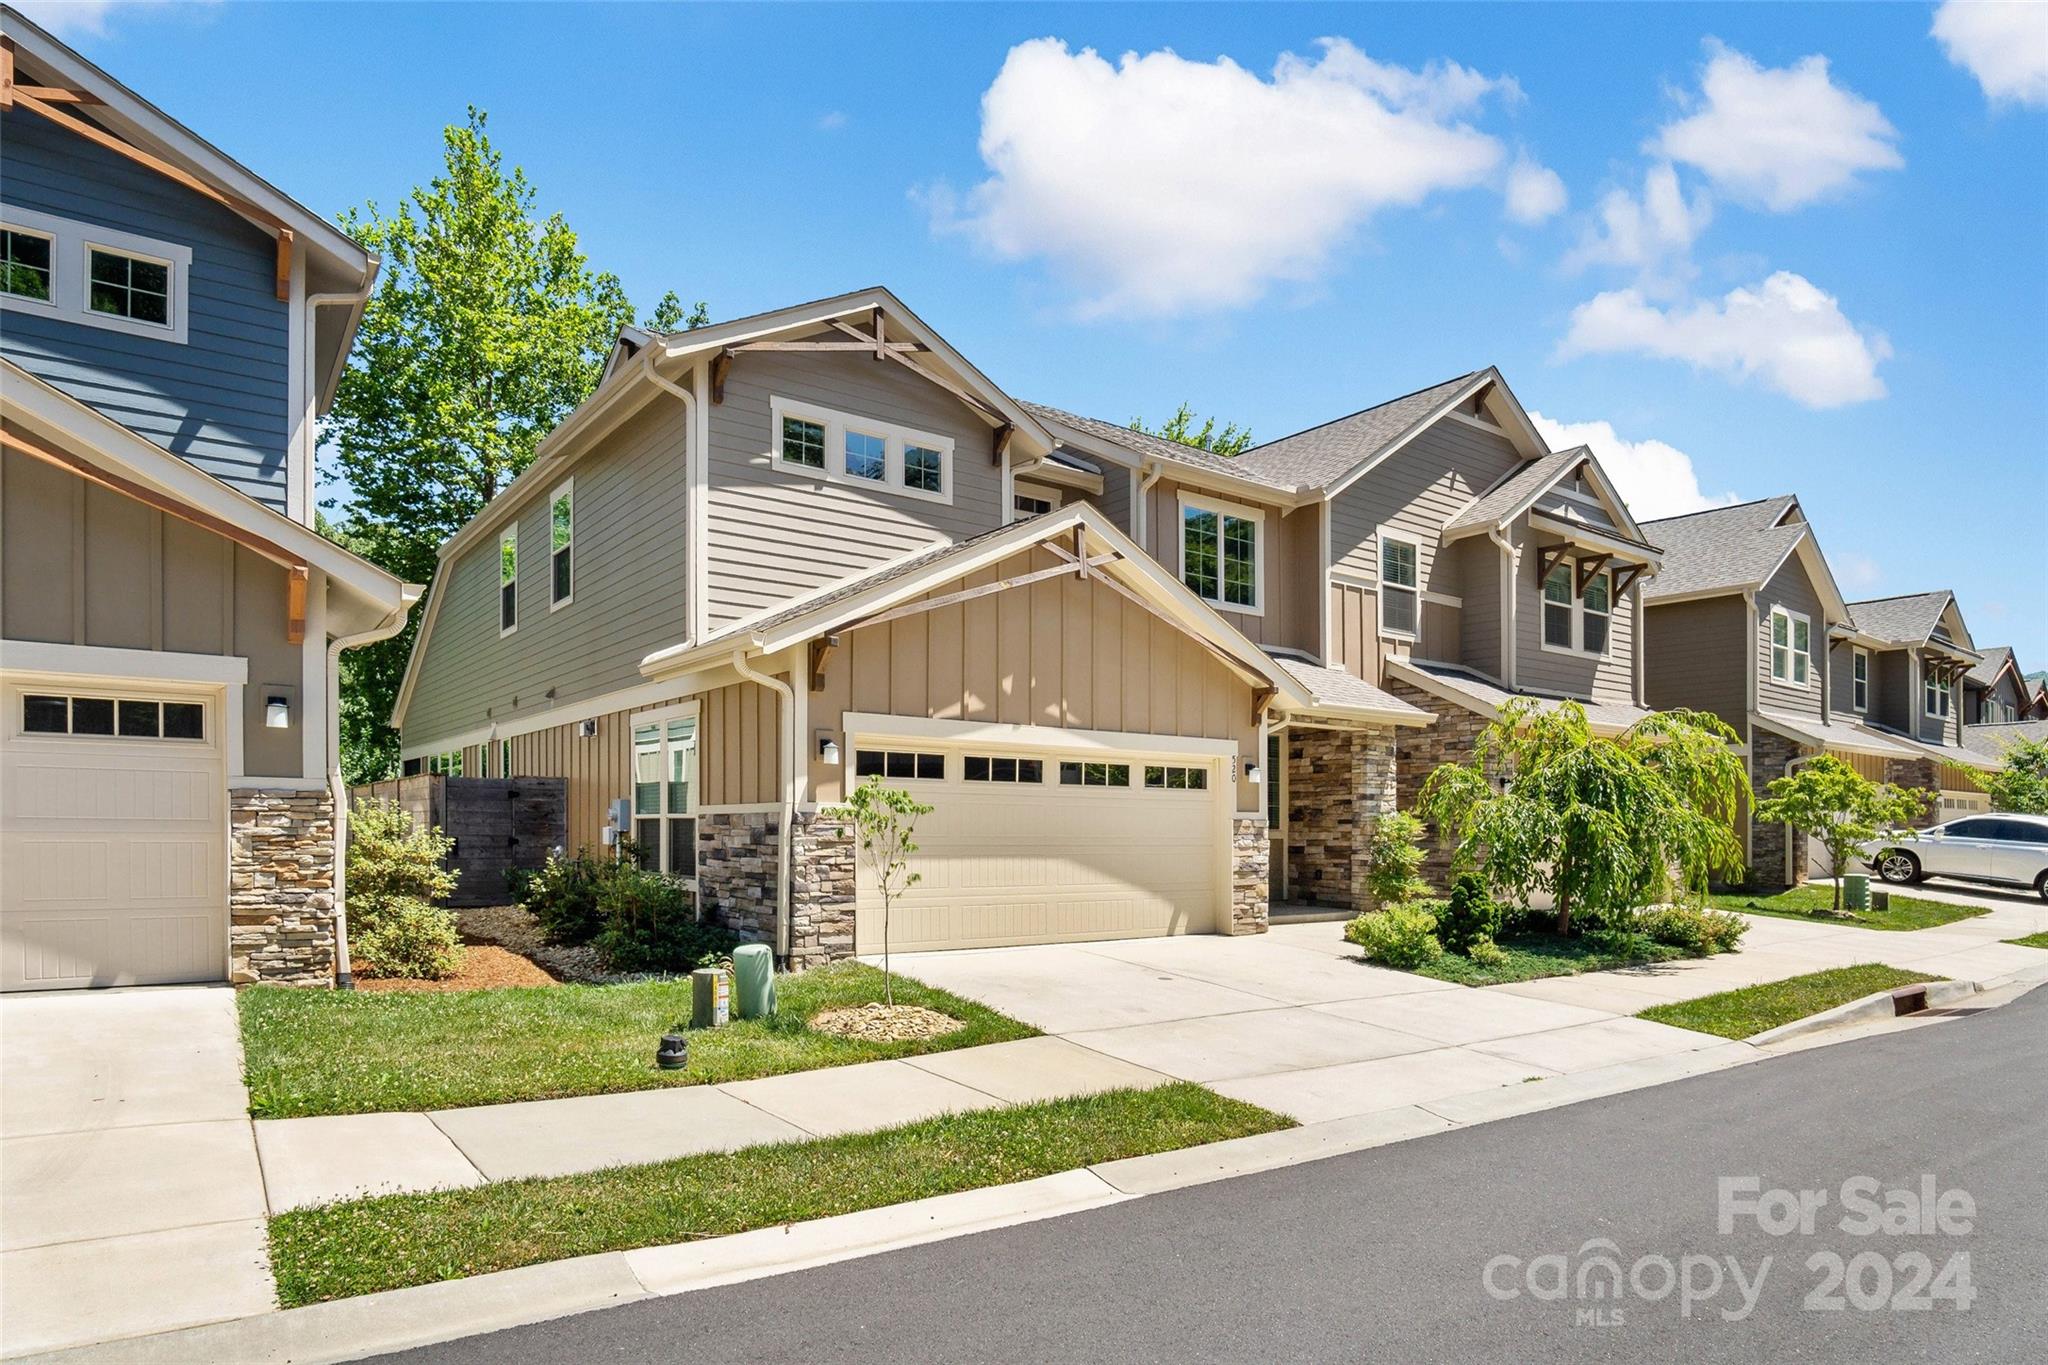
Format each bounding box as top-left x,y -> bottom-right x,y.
1183,506 -> 1257,609
1381,538 -> 1418,636
1853,651 -> 1868,711
781,416 -> 825,468
2,229 -> 52,301
963,755 -> 1043,783
20,693 -> 205,743
632,717 -> 698,877
1543,564 -> 1574,648
1059,761 -> 1130,787
1142,764 -> 1209,790
853,749 -> 945,780
1013,491 -> 1053,516
844,430 -> 886,481
905,444 -> 944,493
1581,572 -> 1611,655
88,247 -> 169,325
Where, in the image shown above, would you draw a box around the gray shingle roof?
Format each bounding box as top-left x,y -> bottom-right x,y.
1966,645 -> 2014,687
1230,371 -> 1481,488
1021,402 -> 1285,487
1391,659 -> 1650,735
1268,657 -> 1434,724
1442,448 -> 1587,536
1640,497 -> 1806,601
1846,591 -> 1953,646
1963,719 -> 2048,761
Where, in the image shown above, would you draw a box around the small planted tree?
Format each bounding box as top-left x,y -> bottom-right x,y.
844,776 -> 934,1004
1363,810 -> 1431,908
1984,736 -> 2048,815
347,799 -> 463,979
1755,755 -> 1934,914
1418,701 -> 1746,935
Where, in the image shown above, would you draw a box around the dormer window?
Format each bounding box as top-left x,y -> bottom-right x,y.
1923,670 -> 1950,719
1181,495 -> 1262,614
769,397 -> 953,504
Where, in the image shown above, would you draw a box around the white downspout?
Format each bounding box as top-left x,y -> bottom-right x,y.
329,587 -> 422,988
1137,461 -> 1164,547
731,649 -> 796,961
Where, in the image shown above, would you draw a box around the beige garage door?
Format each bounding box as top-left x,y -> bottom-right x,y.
1,680 -> 227,991
853,744 -> 1223,954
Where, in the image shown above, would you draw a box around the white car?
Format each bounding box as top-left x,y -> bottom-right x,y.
1863,813 -> 2048,901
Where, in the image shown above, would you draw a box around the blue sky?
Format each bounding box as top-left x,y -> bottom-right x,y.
38,1 -> 2048,662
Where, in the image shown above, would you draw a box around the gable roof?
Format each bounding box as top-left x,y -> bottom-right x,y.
1640,497 -> 1820,603
1846,591 -> 1960,648
1386,657 -> 1650,737
1439,445 -> 1657,555
1021,402 -> 1289,491
1965,645 -> 2018,689
1963,719 -> 2048,761
1230,372 -> 1484,488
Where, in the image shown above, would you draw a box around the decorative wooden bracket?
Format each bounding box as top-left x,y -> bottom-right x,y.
1251,685 -> 1277,724
824,317 -> 1004,426
1574,554 -> 1612,596
992,422 -> 1013,466
286,566 -> 309,645
1535,543 -> 1571,584
808,633 -> 838,692
710,349 -> 732,404
1610,563 -> 1647,600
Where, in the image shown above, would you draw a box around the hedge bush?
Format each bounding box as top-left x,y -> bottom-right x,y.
592,864 -> 739,974
1637,903 -> 1749,955
1437,875 -> 1504,956
519,848 -> 622,946
346,800 -> 462,979
1344,902 -> 1443,969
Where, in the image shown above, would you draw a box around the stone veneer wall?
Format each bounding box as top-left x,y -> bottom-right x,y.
230,788 -> 336,986
1284,725 -> 1399,911
697,811 -> 780,944
1382,678 -> 1491,889
1883,758 -> 1941,825
1229,815 -> 1270,934
1749,729 -> 1810,888
789,809 -> 856,967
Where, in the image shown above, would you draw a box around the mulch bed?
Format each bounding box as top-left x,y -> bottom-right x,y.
455,904 -> 623,985
357,944 -> 558,993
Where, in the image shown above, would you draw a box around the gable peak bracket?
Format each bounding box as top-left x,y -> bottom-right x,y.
808,634 -> 839,693
711,349 -> 732,404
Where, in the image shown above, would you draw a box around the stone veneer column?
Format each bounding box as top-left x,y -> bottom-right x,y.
1283,724 -> 1399,911
1381,678 -> 1491,890
1228,814 -> 1270,934
1748,729 -> 1810,888
1883,758 -> 1940,826
229,787 -> 337,986
788,809 -> 856,967
696,811 -> 780,944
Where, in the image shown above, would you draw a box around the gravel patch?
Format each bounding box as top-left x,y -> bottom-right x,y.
810,1002 -> 968,1043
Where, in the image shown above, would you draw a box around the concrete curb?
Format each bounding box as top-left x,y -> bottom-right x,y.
1749,977 -> 1981,1048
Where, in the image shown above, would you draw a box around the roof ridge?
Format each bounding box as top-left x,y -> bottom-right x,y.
1848,589 -> 1953,605
1242,369 -> 1482,455
1638,493 -> 1793,527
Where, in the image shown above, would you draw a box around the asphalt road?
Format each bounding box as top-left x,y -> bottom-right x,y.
373,988 -> 2047,1364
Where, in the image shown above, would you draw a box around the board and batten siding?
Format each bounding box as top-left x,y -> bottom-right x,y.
0,109 -> 290,509
399,397 -> 691,746
1755,554 -> 1827,720
0,443 -> 305,776
1326,420 -> 1525,590
1327,581 -> 1380,682
806,545 -> 1260,814
704,344 -> 1005,629
1509,519 -> 1638,706
1134,475 -> 1317,656
1643,594 -> 1749,739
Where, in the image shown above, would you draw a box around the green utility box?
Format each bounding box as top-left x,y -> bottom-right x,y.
734,942 -> 776,1019
1842,874 -> 1870,912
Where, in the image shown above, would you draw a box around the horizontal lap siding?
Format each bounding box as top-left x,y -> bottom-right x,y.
1090,464 -> 1134,535
1644,594 -> 1748,737
1136,476 -> 1315,655
1827,641 -> 1868,719
1453,537 -> 1502,678
806,547 -> 1258,812
0,109 -> 289,508
1873,650 -> 1911,732
1756,554 -> 1826,720
705,346 -> 1004,628
399,399 -> 690,745
1327,421 -> 1524,595
1511,519 -> 1638,706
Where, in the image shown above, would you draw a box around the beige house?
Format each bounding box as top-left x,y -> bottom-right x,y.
395,288 -> 1666,961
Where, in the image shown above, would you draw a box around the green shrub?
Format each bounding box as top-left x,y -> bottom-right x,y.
1344,902 -> 1443,969
352,896 -> 464,979
520,848 -> 623,946
1639,903 -> 1750,954
1364,812 -> 1432,907
592,864 -> 739,973
503,865 -> 538,908
1465,936 -> 1508,969
1438,874 -> 1503,956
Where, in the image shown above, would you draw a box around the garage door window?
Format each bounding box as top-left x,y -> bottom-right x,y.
1143,764 -> 1208,791
21,693 -> 202,741
855,749 -> 945,780
964,755 -> 1043,783
1059,761 -> 1130,787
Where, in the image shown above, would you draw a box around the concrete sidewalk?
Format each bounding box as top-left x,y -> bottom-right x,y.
252,1037 -> 1171,1213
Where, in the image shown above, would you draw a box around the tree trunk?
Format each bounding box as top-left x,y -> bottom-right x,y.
1554,887 -> 1572,937
883,895 -> 892,1006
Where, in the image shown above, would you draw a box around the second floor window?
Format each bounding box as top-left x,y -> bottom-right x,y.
1924,671 -> 1950,719
88,247 -> 170,326
550,484 -> 574,607
1381,537 -> 1419,638
1542,564 -> 1574,648
781,415 -> 826,469
844,429 -> 886,481
905,444 -> 944,493
0,210 -> 190,342
1581,571 -> 1611,655
770,397 -> 953,502
1770,608 -> 1811,686
2,228 -> 53,302
499,527 -> 518,635
1852,649 -> 1869,712
1182,499 -> 1259,611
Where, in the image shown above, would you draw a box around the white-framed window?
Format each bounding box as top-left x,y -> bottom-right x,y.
20,692 -> 205,742
1013,483 -> 1061,517
964,755 -> 1043,783
1539,560 -> 1615,655
854,748 -> 946,780
0,204 -> 191,343
1769,607 -> 1811,686
1542,563 -> 1575,649
427,750 -> 464,777
768,396 -> 954,504
549,482 -> 574,609
1580,570 -> 1612,656
1180,494 -> 1262,613
1923,670 -> 1950,719
497,739 -> 511,778
498,527 -> 518,636
1852,647 -> 1869,713
632,709 -> 698,879
1380,535 -> 1419,639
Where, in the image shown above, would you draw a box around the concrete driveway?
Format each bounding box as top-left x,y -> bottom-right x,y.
888,923 -> 1727,1125
0,987 -> 273,1357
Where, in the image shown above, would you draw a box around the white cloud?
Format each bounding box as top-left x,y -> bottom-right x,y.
932,37 -> 1520,317
1504,156 -> 1567,225
1932,1 -> 2048,107
12,0 -> 211,37
1528,411 -> 1738,520
816,111 -> 849,132
1651,41 -> 1902,211
1831,550 -> 1884,593
1558,270 -> 1891,409
1563,163 -> 1712,281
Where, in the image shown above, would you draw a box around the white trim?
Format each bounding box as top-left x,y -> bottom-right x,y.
1328,566 -> 1376,591
1523,512 -> 1660,569
497,525 -> 519,638
768,394 -> 956,507
1375,531 -> 1420,642
1011,481 -> 1063,516
1922,667 -> 1952,721
400,666 -> 742,759
1851,646 -> 1869,714
842,711 -> 1240,760
1767,604 -> 1814,690
0,204 -> 191,344
547,478 -> 575,611
1421,590 -> 1463,609
1537,560 -> 1614,659
1441,408 -> 1505,435
1323,369 -> 1547,499
1175,491 -> 1265,617
284,246 -> 308,525
0,642 -> 248,685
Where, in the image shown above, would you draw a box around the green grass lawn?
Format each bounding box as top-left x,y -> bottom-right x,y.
240,962 -> 1035,1118
268,1083 -> 1289,1305
1706,884 -> 1986,932
1409,932 -> 1692,987
2005,931 -> 2048,950
1638,964 -> 1941,1041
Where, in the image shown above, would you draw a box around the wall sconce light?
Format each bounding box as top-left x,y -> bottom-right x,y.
1245,762 -> 1261,784
817,731 -> 841,765
265,694 -> 291,728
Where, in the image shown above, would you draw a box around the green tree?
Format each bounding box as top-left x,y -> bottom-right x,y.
322,108 -> 702,779
1417,701 -> 1746,935
1984,736 -> 2048,814
844,777 -> 933,1004
1362,810 -> 1430,908
1131,403 -> 1253,456
1754,755 -> 1932,913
